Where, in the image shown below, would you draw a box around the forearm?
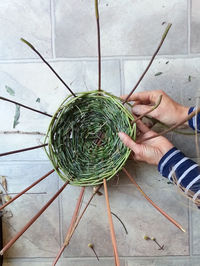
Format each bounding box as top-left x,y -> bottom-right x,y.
188,107 -> 200,131
158,147 -> 200,203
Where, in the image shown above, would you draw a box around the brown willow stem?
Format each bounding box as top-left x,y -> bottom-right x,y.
53,185 -> 102,265
123,23 -> 172,104
103,179 -> 120,266
0,143 -> 48,157
131,95 -> 162,125
95,0 -> 101,91
53,187 -> 85,266
0,181 -> 69,256
137,107 -> 200,144
0,96 -> 52,118
21,38 -> 76,97
0,169 -> 55,211
123,168 -> 185,232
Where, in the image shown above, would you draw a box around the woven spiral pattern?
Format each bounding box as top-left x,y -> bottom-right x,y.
45,90 -> 136,186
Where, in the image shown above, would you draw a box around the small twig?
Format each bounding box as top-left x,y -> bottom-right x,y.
103,179 -> 120,266
0,181 -> 69,256
111,212 -> 128,235
21,38 -> 76,97
0,169 -> 55,211
143,235 -> 164,250
151,237 -> 164,250
88,243 -> 99,261
0,143 -> 48,157
123,168 -> 185,233
0,130 -> 46,136
131,95 -> 162,125
0,96 -> 52,118
123,23 -> 172,104
95,0 -> 101,91
137,107 -> 200,144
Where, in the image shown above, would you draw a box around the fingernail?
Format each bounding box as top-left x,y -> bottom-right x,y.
118,132 -> 124,140
132,106 -> 139,114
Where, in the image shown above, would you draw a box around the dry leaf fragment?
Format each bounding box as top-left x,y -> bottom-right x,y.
1,176 -> 7,191
5,85 -> 15,96
4,195 -> 12,202
13,104 -> 20,128
155,72 -> 163,76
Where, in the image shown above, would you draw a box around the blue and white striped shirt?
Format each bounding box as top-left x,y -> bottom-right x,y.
158,107 -> 200,204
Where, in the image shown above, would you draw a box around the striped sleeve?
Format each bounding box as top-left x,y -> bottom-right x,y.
158,147 -> 200,203
188,107 -> 200,132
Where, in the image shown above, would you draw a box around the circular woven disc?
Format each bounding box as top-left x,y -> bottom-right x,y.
45,90 -> 136,186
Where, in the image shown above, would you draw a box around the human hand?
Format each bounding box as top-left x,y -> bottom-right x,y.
122,90 -> 189,126
118,119 -> 174,165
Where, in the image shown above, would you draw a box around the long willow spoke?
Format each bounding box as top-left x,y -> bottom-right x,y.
103,179 -> 120,266
0,96 -> 52,117
0,143 -> 48,157
53,185 -> 102,266
21,38 -> 76,97
95,0 -> 101,91
123,168 -> 185,232
123,23 -> 172,104
53,187 -> 85,266
0,169 -> 55,211
137,107 -> 200,144
0,181 -> 69,256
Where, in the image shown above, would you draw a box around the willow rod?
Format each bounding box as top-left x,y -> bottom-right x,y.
131,95 -> 162,126
123,168 -> 185,232
95,0 -> 101,91
54,185 -> 102,265
137,107 -> 200,144
0,169 -> 55,211
21,38 -> 76,97
0,96 -> 52,118
103,179 -> 120,266
0,143 -> 48,157
123,23 -> 172,104
0,181 -> 69,256
53,187 -> 85,266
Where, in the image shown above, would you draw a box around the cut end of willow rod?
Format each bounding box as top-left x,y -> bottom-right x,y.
21,38 -> 35,50
162,23 -> 172,41
95,0 -> 99,19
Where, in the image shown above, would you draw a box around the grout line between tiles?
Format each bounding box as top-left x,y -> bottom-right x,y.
50,0 -> 56,59
188,0 -> 191,55
0,53 -> 200,65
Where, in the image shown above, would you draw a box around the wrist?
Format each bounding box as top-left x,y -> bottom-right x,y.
178,106 -> 190,127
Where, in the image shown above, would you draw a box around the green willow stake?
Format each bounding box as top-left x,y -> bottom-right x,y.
123,23 -> 172,105
95,0 -> 101,91
21,38 -> 76,97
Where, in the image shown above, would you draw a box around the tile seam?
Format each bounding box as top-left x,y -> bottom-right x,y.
1,54 -> 200,65
50,0 -> 56,59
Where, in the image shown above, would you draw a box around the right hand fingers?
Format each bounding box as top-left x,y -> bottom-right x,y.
132,104 -> 156,117
118,132 -> 141,154
121,90 -> 163,104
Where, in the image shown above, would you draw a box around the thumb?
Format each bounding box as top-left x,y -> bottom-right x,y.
132,104 -> 153,116
118,132 -> 140,154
